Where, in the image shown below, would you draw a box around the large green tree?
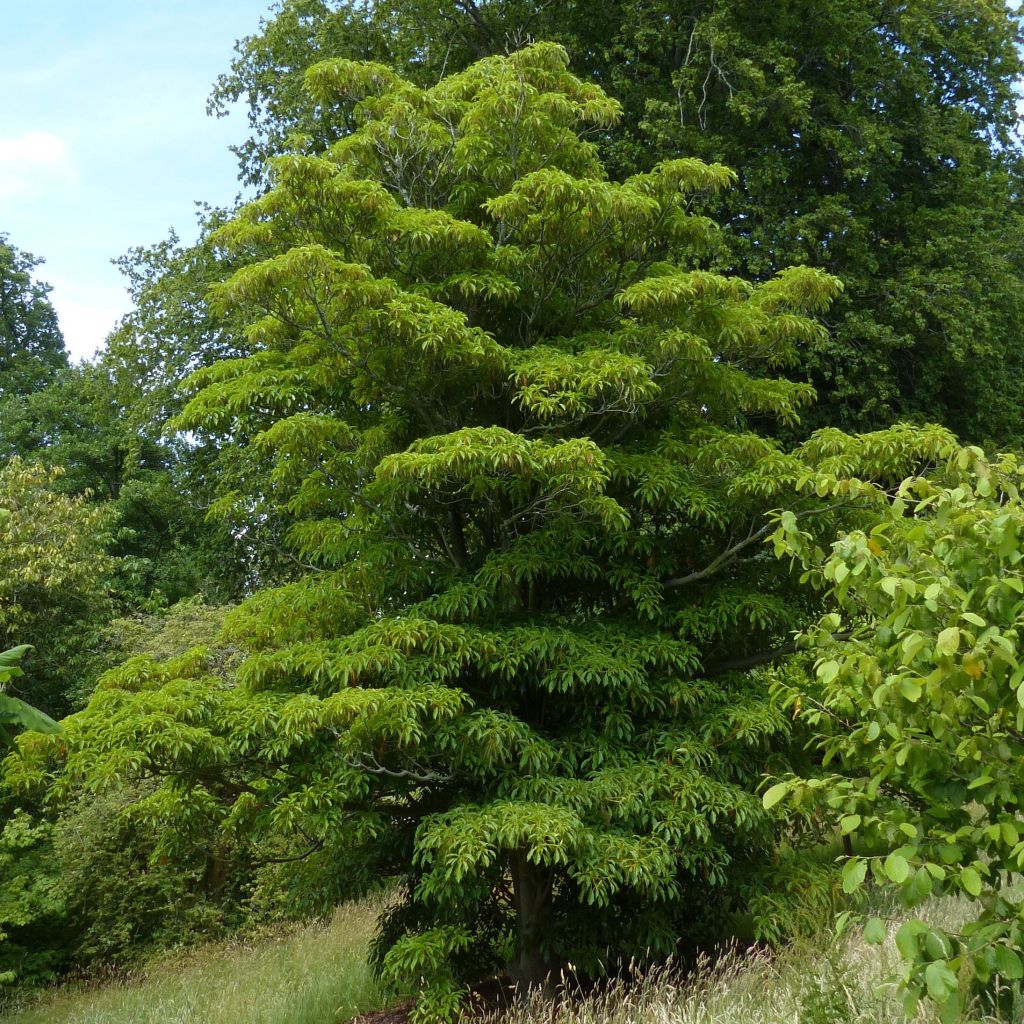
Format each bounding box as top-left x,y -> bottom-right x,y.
0,235 -> 67,400
210,0 -> 1024,444
12,48 -> 953,1018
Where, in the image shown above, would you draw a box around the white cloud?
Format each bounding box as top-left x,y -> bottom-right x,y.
0,131 -> 77,200
50,291 -> 131,362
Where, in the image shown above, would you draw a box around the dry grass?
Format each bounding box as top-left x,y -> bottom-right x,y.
491,897 -> 1018,1024
2,900 -> 382,1024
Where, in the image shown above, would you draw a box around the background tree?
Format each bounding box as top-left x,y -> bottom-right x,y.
0,605 -> 245,991
210,0 -> 1024,445
11,47 -> 959,1020
0,460 -> 112,716
0,235 -> 67,401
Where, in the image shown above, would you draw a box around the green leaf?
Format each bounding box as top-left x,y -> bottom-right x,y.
994,945 -> 1023,980
937,991 -> 964,1024
863,917 -> 886,944
840,814 -> 861,835
960,866 -> 983,897
842,857 -> 867,894
936,626 -> 960,657
895,920 -> 924,960
817,660 -> 840,684
924,960 -> 958,1003
761,782 -> 789,810
898,677 -> 922,702
884,852 -> 910,883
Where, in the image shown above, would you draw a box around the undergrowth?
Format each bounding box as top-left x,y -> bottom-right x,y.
1,900 -> 381,1024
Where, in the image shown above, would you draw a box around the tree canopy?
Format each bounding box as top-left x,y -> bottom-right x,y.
210,0 -> 1024,445
0,235 -> 67,401
10,45 -> 965,1020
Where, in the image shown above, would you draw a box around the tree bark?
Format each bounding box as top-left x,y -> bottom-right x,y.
509,849 -> 553,992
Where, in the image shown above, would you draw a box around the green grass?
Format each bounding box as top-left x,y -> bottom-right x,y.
4,894 -> 1020,1024
2,901 -> 383,1024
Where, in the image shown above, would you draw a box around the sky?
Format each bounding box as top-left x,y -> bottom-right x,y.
1,1 -> 272,360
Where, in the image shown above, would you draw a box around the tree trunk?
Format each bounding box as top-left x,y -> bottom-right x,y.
509,849 -> 553,992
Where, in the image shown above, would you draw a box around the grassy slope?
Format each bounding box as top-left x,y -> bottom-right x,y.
4,896 -> 1016,1024
3,901 -> 381,1024
495,898 -> 1013,1024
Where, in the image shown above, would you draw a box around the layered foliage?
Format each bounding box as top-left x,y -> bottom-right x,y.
7,47 -> 962,1020
0,603 -> 245,990
767,448 -> 1024,1020
211,0 -> 1024,445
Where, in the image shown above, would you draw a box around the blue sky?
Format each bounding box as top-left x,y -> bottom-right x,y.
1,1 -> 271,359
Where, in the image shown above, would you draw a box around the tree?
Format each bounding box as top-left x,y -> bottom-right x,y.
12,47 -> 951,1019
0,353 -> 250,609
0,459 -> 112,716
0,235 -> 67,401
210,0 -> 1024,445
767,446 -> 1024,1020
105,220 -> 293,595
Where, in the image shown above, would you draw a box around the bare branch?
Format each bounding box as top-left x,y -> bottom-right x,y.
346,753 -> 453,785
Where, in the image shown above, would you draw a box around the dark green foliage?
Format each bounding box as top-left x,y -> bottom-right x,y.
211,0 -> 1024,445
0,357 -> 246,612
0,811 -> 64,988
0,648 -> 59,749
0,790 -> 245,993
0,604 -> 246,991
0,235 -> 67,401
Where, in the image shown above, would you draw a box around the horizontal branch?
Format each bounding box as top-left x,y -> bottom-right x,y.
345,753 -> 453,785
704,631 -> 854,676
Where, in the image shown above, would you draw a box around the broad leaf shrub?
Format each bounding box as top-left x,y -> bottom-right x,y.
768,445 -> 1024,1020
4,45 -> 962,1021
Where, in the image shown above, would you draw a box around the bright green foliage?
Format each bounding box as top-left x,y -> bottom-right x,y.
0,235 -> 66,401
212,0 -> 1024,445
0,459 -> 113,716
768,446 -> 1024,1019
14,47 -> 953,1018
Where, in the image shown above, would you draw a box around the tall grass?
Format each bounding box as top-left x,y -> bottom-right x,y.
2,900 -> 382,1024
4,894 -> 1017,1024
490,897 -> 1016,1024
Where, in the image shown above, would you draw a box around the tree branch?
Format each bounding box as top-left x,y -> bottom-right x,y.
664,502 -> 850,590
704,631 -> 854,676
346,754 -> 453,785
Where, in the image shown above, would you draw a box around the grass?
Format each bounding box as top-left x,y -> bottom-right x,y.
493,896 -> 1018,1024
1,900 -> 382,1024
4,894 -> 1020,1024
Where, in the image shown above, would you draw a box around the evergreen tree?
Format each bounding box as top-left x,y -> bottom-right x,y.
14,47 -> 953,1018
